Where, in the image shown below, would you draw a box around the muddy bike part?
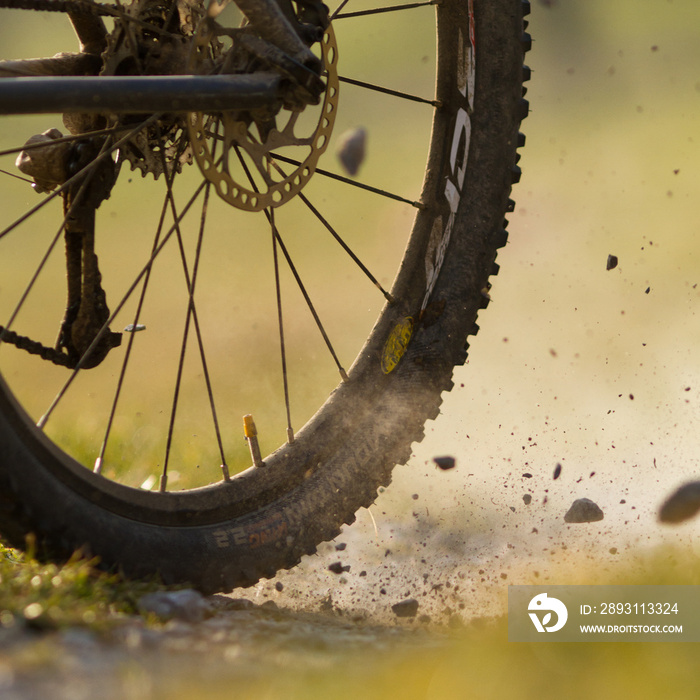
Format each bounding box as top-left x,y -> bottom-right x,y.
0,0 -> 531,592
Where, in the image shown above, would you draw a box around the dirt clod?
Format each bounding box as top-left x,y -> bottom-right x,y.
328,562 -> 350,575
336,127 -> 367,176
564,498 -> 604,523
658,481 -> 700,523
433,456 -> 456,470
391,599 -> 419,618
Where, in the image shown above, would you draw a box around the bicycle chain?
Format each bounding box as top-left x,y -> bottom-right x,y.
0,327 -> 73,368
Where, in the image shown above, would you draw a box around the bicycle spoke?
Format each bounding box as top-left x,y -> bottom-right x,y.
270,207 -> 294,445
36,177 -> 209,429
334,1 -> 436,19
0,168 -> 33,184
94,168 -> 174,475
302,191 -> 396,303
0,126 -> 129,160
1,220 -> 66,351
267,158 -> 394,303
269,153 -> 423,208
187,182 -> 230,481
159,134 -> 226,491
160,207 -> 194,491
338,75 -> 439,107
235,146 -> 349,383
0,114 -> 160,243
330,0 -> 351,20
270,215 -> 349,383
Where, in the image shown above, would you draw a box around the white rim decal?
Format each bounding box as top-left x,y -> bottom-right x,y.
421,9 -> 476,312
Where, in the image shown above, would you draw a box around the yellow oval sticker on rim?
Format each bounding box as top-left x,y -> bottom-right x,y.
381,317 -> 414,374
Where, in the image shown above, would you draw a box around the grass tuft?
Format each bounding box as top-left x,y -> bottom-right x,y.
0,540 -> 171,632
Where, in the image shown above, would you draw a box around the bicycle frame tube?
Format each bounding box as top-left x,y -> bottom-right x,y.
0,74 -> 283,114
234,0 -> 318,66
0,0 -> 319,116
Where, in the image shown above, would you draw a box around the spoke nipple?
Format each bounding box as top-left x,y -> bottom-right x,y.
159,474 -> 168,492
221,463 -> 231,481
93,457 -> 103,475
243,414 -> 265,467
386,292 -> 396,305
286,427 -> 295,445
339,368 -> 349,383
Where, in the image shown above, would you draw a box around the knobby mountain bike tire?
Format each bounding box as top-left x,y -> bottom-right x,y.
0,0 -> 531,592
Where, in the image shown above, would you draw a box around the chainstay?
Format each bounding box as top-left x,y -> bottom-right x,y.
0,0 -> 115,15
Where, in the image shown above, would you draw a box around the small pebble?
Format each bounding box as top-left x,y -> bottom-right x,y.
336,127 -> 367,176
391,598 -> 419,618
523,494 -> 532,505
564,498 -> 604,523
658,481 -> 700,524
328,562 -> 350,574
137,589 -> 211,623
433,456 -> 456,470
553,463 -> 562,480
606,254 -> 618,270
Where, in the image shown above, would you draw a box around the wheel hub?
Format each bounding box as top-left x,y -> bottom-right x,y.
187,17 -> 339,211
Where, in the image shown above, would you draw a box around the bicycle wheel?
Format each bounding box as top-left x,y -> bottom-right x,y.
0,0 -> 530,592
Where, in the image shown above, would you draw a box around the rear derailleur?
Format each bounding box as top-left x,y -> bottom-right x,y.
16,129 -> 122,370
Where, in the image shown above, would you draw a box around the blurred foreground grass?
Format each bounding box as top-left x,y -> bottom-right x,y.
2,539 -> 700,699
0,541 -> 165,631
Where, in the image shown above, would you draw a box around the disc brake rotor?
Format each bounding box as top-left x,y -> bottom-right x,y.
187,20 -> 339,212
